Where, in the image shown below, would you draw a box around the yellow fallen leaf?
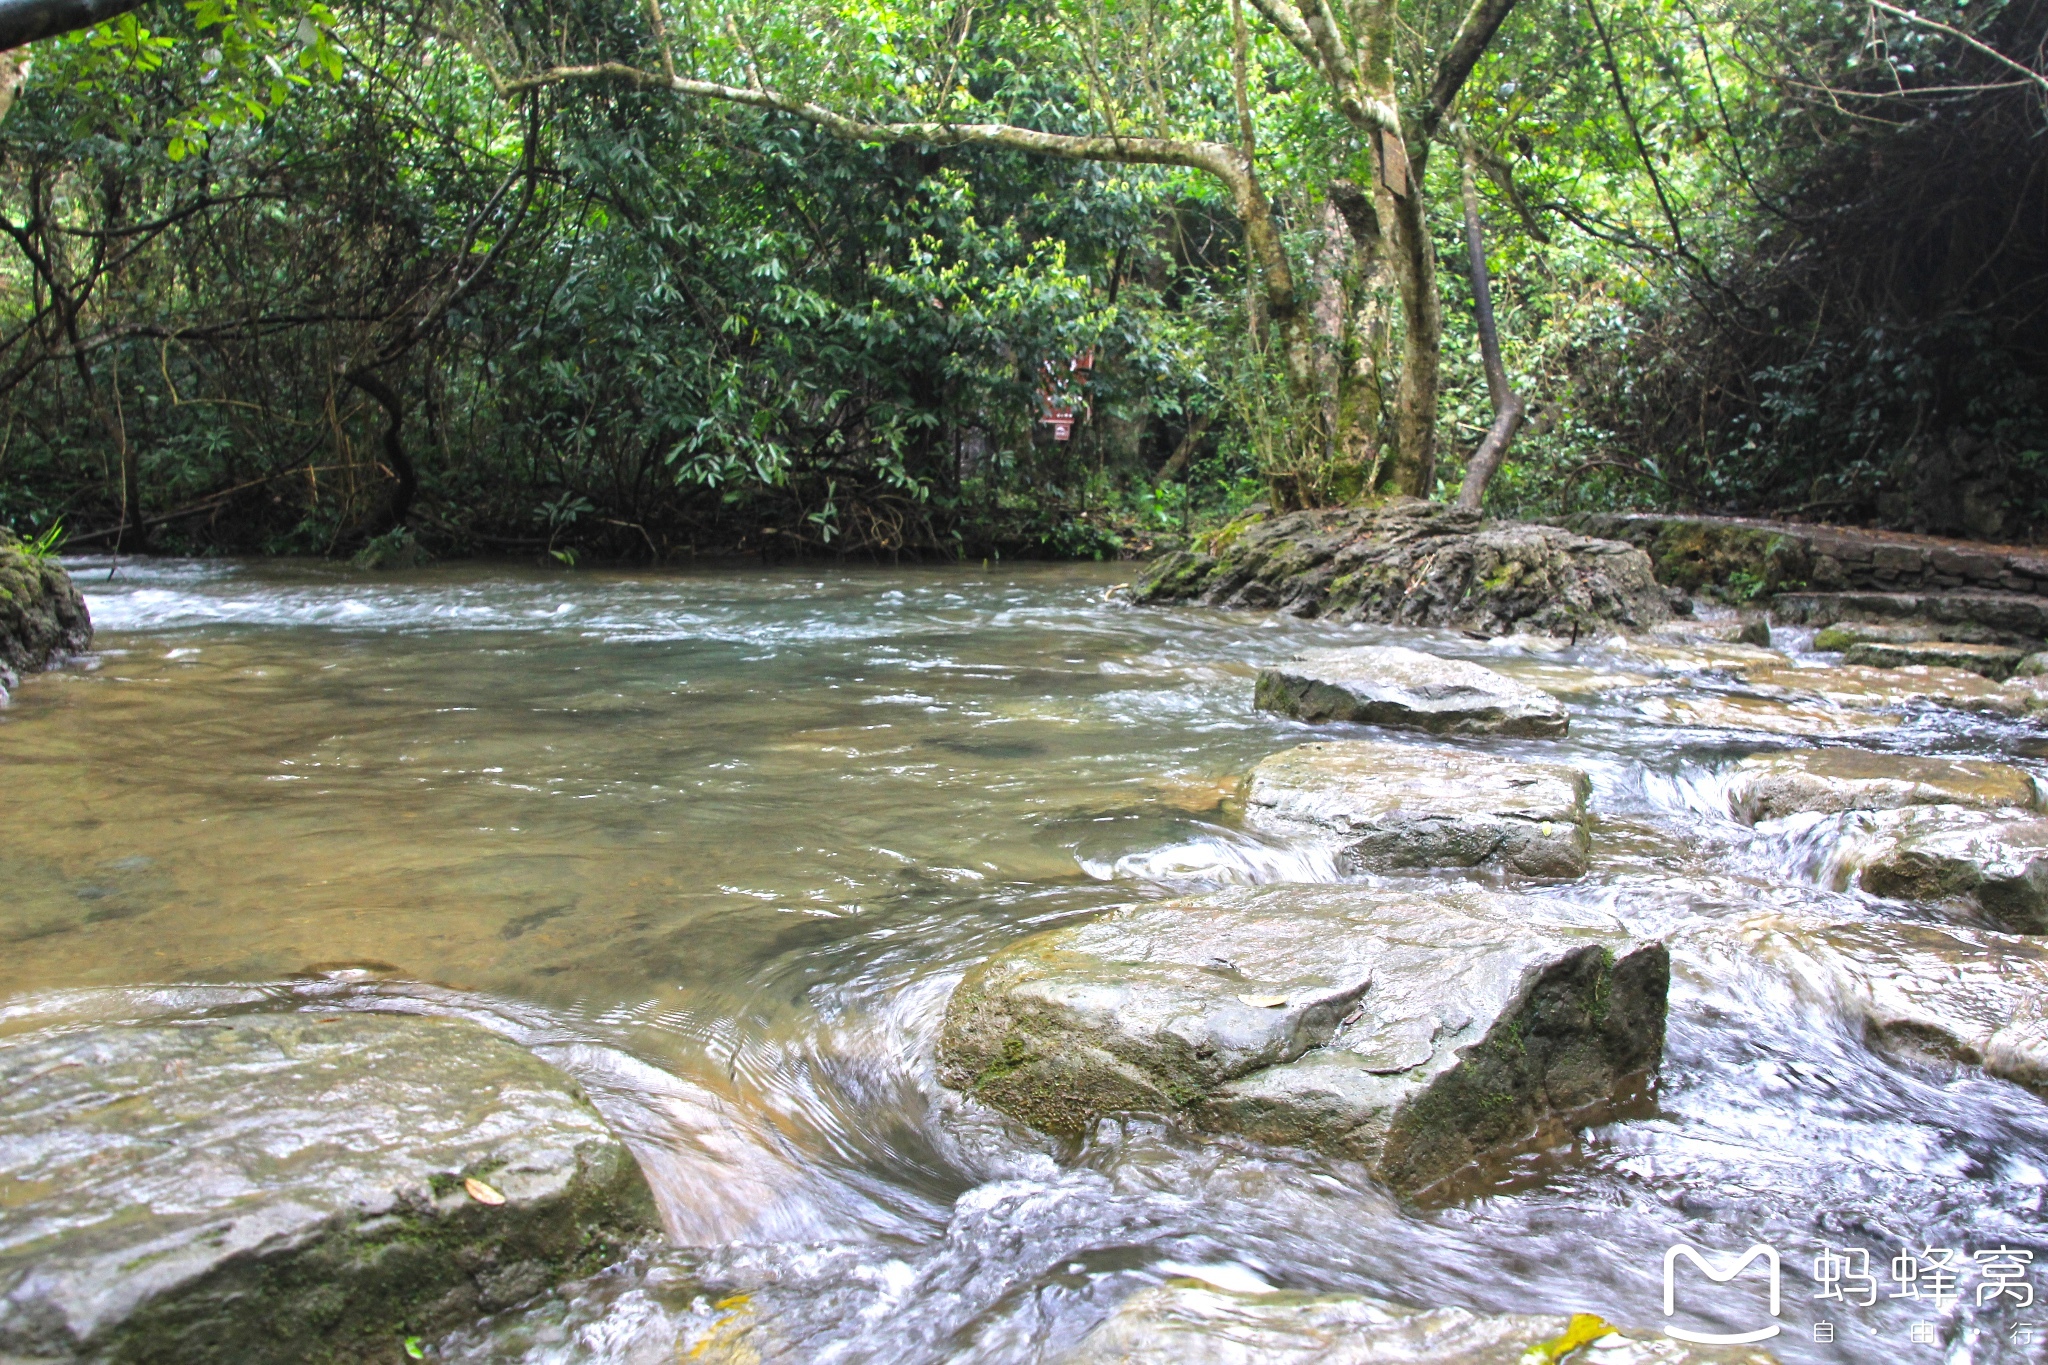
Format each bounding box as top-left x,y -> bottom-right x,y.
1236,994 -> 1287,1008
1522,1313 -> 1617,1363
463,1177 -> 506,1206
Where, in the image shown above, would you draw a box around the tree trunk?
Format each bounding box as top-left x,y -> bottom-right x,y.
1154,413 -> 1214,484
1327,180 -> 1389,491
1382,151 -> 1442,499
1454,151 -> 1524,511
346,367 -> 417,534
1309,197 -> 1350,465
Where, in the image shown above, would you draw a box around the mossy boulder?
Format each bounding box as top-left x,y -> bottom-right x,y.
937,884 -> 1668,1198
1058,1282 -> 1781,1364
1573,516 -> 1809,602
0,1010 -> 660,1364
1245,741 -> 1593,878
1136,502 -> 1674,636
0,528 -> 91,700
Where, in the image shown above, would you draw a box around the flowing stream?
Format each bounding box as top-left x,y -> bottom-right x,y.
2,558 -> 2045,1363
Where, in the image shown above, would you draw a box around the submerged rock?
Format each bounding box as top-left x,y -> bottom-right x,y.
0,1010 -> 659,1364
937,884 -> 1668,1197
1059,1282 -> 1780,1365
1824,806 -> 2048,932
1727,749 -> 2038,825
1255,646 -> 1570,738
1743,662 -> 2033,719
1743,915 -> 2048,1096
1599,636 -> 1787,676
1135,502 -> 1674,636
1840,639 -> 2029,680
1245,741 -> 1592,878
0,529 -> 91,701
1629,694 -> 1897,738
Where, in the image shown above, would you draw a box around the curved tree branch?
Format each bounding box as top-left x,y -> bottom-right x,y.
0,0 -> 152,51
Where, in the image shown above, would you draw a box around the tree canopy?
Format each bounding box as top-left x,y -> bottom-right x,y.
0,0 -> 2042,559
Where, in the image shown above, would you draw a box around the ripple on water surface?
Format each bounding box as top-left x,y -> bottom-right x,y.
3,557 -> 2045,1362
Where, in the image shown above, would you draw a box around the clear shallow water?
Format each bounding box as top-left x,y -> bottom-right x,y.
4,558 -> 2047,1362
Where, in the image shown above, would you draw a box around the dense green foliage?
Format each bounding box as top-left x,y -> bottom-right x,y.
0,0 -> 2042,559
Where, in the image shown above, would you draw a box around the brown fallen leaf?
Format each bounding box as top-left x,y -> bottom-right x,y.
1235,994 -> 1287,1009
463,1177 -> 506,1206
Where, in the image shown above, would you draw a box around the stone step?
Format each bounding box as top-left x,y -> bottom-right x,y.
1572,512 -> 2048,599
1771,590 -> 2048,643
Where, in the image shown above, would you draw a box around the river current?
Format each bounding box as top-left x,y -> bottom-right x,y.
2,558 -> 2044,1363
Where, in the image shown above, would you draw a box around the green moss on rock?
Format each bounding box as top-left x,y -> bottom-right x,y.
0,528 -> 92,697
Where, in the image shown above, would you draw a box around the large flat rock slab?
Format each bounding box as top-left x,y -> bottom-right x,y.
1135,502 -> 1674,635
1245,741 -> 1592,877
1824,806 -> 2048,932
1728,749 -> 2038,824
1058,1283 -> 1780,1365
0,1010 -> 659,1364
1742,915 -> 2048,1096
1256,646 -> 1570,738
937,884 -> 1667,1197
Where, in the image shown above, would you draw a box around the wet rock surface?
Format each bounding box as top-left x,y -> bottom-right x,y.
1839,639 -> 2029,679
1810,620 -> 2003,649
1245,741 -> 1592,878
1727,749 -> 2038,825
1743,915 -> 2048,1096
0,1009 -> 659,1365
1255,646 -> 1570,738
1136,502 -> 1674,635
1628,693 -> 1898,738
0,531 -> 91,701
1743,662 -> 2033,719
936,883 -> 1668,1197
1057,1282 -> 1780,1365
1823,806 -> 2048,932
